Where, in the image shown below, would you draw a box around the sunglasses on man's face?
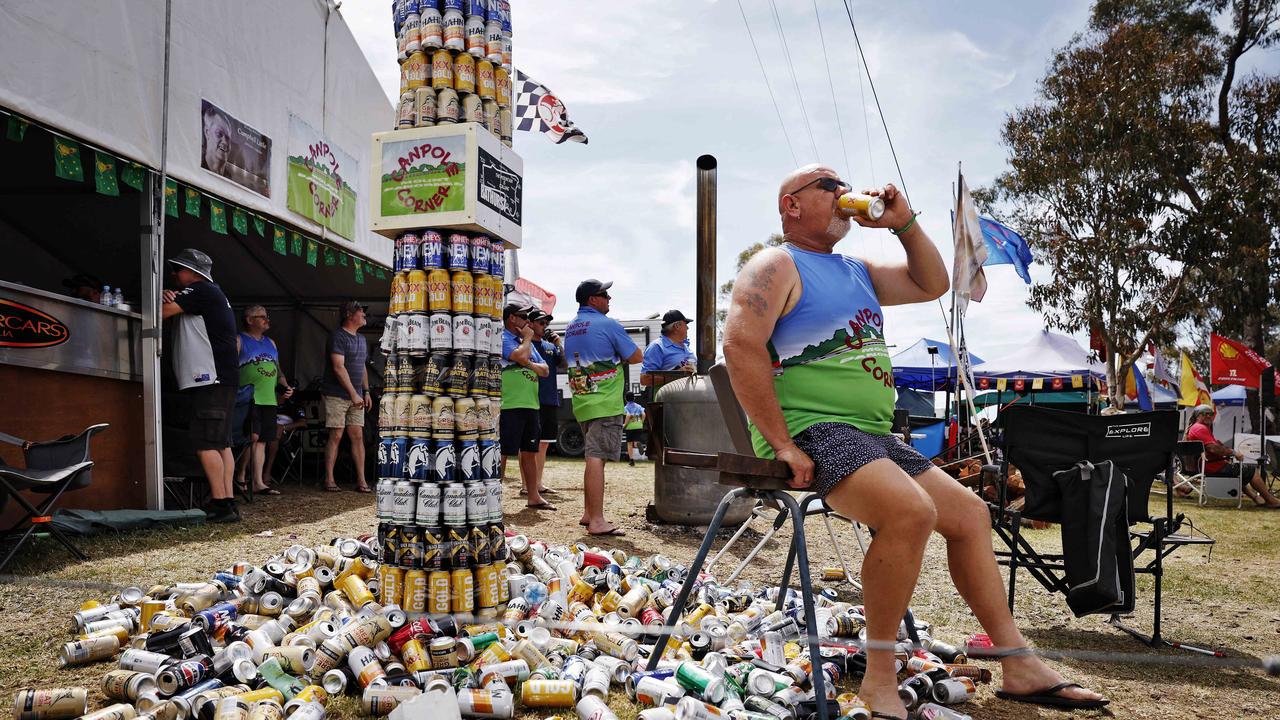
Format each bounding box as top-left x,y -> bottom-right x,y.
789,176 -> 852,196
594,293 -> 611,300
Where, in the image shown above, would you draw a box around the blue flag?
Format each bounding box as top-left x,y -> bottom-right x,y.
1125,365 -> 1154,411
979,217 -> 1033,284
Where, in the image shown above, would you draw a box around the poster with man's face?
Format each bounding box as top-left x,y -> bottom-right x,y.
201,100 -> 272,197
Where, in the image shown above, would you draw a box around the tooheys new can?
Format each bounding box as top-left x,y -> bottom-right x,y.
14,688 -> 90,720
410,393 -> 433,433
413,87 -> 436,128
423,353 -> 449,395
455,397 -> 479,440
489,242 -> 505,280
430,397 -> 454,439
457,440 -> 480,482
445,232 -> 469,271
436,87 -> 459,124
453,52 -> 476,95
494,66 -> 510,106
398,232 -> 420,271
394,392 -> 413,432
430,440 -> 456,484
442,483 -> 467,526
404,50 -> 428,89
396,92 -> 416,129
426,267 -> 451,311
428,313 -> 453,353
476,60 -> 496,100
483,100 -> 500,136
430,49 -> 453,89
461,93 -> 483,124
399,568 -> 424,613
405,268 -> 427,312
406,435 -> 431,482
453,313 -> 476,355
469,235 -> 491,275
421,231 -> 444,269
451,567 -> 475,614
445,355 -> 472,397
420,2 -> 443,49
416,482 -> 441,526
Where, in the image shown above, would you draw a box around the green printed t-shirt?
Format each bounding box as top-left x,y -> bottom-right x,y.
564,307 -> 640,423
749,245 -> 896,458
500,329 -> 544,410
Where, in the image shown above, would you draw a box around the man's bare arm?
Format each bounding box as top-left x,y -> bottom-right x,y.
863,223 -> 949,306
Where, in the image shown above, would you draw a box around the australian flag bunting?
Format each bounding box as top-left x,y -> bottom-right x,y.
514,70 -> 588,145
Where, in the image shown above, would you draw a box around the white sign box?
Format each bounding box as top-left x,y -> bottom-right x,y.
370,123 -> 523,248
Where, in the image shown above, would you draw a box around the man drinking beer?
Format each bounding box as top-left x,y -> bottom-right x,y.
721,165 -> 1107,717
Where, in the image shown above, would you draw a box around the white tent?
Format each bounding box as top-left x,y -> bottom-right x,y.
972,330 -> 1105,380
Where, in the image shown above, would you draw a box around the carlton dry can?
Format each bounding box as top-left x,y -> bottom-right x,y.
431,49 -> 453,89
837,192 -> 885,221
414,87 -> 436,128
461,93 -> 483,124
437,87 -> 459,123
14,688 -> 89,720
396,92 -> 416,129
421,230 -> 444,269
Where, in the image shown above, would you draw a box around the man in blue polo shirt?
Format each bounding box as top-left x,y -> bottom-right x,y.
640,309 -> 696,391
564,279 -> 642,537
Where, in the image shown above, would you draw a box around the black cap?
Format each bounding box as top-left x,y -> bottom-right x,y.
169,248 -> 215,281
502,302 -> 534,321
528,308 -> 553,323
575,279 -> 613,305
661,309 -> 692,328
340,300 -> 369,319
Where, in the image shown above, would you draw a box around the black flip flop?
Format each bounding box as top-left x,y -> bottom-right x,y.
995,682 -> 1109,710
869,713 -> 906,720
255,488 -> 282,496
588,527 -> 626,537
526,501 -> 557,510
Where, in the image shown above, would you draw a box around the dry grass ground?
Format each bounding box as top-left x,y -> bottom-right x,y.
1,458 -> 1278,719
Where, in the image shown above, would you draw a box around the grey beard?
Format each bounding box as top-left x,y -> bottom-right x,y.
827,215 -> 852,240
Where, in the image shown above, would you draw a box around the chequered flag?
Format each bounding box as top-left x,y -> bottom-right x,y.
513,70 -> 588,145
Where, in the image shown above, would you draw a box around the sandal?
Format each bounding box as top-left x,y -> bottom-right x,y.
995,682 -> 1109,710
355,485 -> 373,494
323,484 -> 342,492
526,501 -> 557,510
254,487 -> 282,496
588,527 -> 626,537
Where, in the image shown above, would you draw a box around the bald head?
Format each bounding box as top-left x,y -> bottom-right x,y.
777,164 -> 839,214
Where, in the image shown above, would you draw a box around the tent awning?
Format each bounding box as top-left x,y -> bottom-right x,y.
891,337 -> 984,391
972,330 -> 1105,380
1211,384 -> 1247,406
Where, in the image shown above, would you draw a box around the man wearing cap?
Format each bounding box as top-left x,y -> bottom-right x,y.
161,248 -> 241,523
564,279 -> 642,536
640,309 -> 696,390
62,273 -> 105,304
1185,404 -> 1280,507
529,309 -> 567,493
500,303 -> 553,509
321,301 -> 372,493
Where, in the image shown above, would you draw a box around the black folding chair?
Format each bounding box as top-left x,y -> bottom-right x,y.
986,406 -> 1216,652
0,423 -> 108,572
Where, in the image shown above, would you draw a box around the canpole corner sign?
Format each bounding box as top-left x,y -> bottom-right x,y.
0,299 -> 70,348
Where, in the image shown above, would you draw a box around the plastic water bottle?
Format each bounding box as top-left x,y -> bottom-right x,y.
112,288 -> 123,307
100,286 -> 112,306
523,580 -> 548,607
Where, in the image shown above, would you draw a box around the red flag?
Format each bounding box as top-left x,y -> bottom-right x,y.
1013,379 -> 1026,392
513,277 -> 557,314
1051,377 -> 1064,390
1089,322 -> 1108,361
978,377 -> 990,390
1210,333 -> 1273,388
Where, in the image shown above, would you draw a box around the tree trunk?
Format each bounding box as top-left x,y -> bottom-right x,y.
1105,341 -> 1122,409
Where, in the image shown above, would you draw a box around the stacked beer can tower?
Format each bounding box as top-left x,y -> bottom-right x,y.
393,0 -> 514,146
374,0 -> 514,627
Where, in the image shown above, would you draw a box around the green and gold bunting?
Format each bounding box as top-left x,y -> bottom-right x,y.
289,232 -> 303,256
272,225 -> 287,255
306,240 -> 318,266
209,199 -> 227,234
354,261 -> 364,284
232,207 -> 248,235
164,179 -> 179,218
184,187 -> 201,217
6,115 -> 28,142
339,252 -> 349,267
253,215 -> 266,237
324,247 -> 336,266
375,266 -> 387,280
93,151 -> 119,196
120,162 -> 144,192
53,136 -> 84,181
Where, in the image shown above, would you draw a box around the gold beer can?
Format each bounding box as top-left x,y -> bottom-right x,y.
405,269 -> 427,312
475,563 -> 500,609
13,688 -> 89,720
453,52 -> 476,94
494,66 -> 510,107
461,93 -> 483,124
430,49 -> 453,90
414,87 -> 436,128
139,599 -> 167,631
403,569 -> 427,613
338,574 -> 375,608
450,567 -> 475,614
426,268 -> 452,312
427,570 -> 451,614
836,192 -> 885,221
450,270 -> 474,315
403,50 -> 428,90
400,639 -> 431,673
476,60 -> 496,99
389,272 -> 406,315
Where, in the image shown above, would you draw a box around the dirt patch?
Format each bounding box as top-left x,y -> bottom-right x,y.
2,460 -> 1279,719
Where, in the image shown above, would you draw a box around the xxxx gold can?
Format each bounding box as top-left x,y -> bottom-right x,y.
13,688 -> 89,720
475,563 -> 500,609
427,569 -> 451,614
476,60 -> 496,99
403,569 -> 427,613
450,270 -> 474,314
450,567 -> 475,614
403,50 -> 428,90
431,49 -> 453,90
453,52 -> 476,94
390,272 -> 408,315
401,638 -> 431,673
520,679 -> 576,708
378,564 -> 404,607
405,269 -> 427,312
426,268 -> 452,312
836,192 -> 885,221
494,66 -> 510,107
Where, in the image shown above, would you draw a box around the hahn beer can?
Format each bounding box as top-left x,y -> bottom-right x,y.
431,49 -> 453,89
414,87 -> 436,128
443,8 -> 466,52
399,12 -> 421,57
421,231 -> 444,269
420,3 -> 443,49
437,88 -> 459,124
431,441 -> 456,484
466,12 -> 487,57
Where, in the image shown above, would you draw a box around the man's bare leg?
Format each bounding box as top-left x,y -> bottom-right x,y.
521,451 -> 549,506
198,449 -> 228,500
1245,468 -> 1280,506
582,457 -> 618,533
913,466 -> 1106,704
823,459 -> 936,718
323,429 -> 342,489
536,441 -> 550,488
347,426 -> 368,490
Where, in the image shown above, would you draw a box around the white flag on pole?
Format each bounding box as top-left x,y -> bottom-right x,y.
952,172 -> 988,315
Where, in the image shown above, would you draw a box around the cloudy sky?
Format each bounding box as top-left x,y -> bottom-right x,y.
339,0 -> 1247,360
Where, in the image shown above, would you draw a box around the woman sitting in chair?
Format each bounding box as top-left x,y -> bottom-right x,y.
1186,405 -> 1280,508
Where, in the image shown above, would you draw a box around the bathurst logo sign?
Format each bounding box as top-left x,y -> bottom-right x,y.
0,299 -> 70,348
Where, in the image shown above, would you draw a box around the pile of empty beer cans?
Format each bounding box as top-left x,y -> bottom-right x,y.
15,530 -> 991,720
393,0 -> 514,145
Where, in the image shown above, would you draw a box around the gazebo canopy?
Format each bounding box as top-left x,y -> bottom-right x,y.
891,337 -> 984,391
972,330 -> 1105,381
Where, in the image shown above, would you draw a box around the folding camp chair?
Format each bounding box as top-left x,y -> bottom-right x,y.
986,405 -> 1217,652
0,423 -> 108,572
1170,440 -> 1205,502
1196,443 -> 1246,509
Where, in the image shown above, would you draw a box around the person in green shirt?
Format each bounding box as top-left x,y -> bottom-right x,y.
623,394 -> 646,467
234,305 -> 292,497
500,303 -> 552,509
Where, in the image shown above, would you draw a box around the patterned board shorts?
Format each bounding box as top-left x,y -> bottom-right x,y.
792,422 -> 935,497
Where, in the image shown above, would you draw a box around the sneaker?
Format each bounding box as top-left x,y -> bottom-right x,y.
206,499 -> 241,523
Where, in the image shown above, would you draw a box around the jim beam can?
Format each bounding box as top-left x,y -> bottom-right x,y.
453,313 -> 476,355
429,313 -> 454,354
474,318 -> 493,362
430,49 -> 453,89
13,689 -> 89,720
59,635 -> 120,667
414,87 -> 436,128
407,313 -> 430,356
461,93 -> 484,124
396,92 -> 416,129
437,87 -> 459,124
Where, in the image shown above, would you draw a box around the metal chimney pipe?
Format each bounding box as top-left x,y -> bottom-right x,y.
695,154 -> 717,373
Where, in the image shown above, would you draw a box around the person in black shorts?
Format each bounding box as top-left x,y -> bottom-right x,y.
162,248 -> 241,523
499,303 -> 552,509
530,309 -> 567,494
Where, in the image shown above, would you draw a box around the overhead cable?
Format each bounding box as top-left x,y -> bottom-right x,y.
840,0 -> 911,207
734,0 -> 800,167
766,0 -> 821,162
812,0 -> 853,179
